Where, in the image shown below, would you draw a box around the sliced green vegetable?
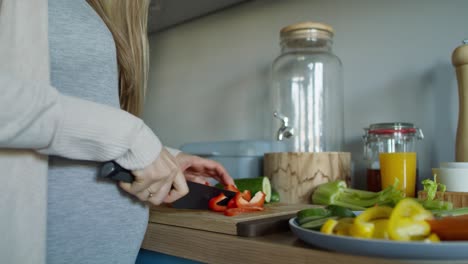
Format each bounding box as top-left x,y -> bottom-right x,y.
300,216 -> 339,230
298,207 -> 330,219
326,205 -> 356,218
297,207 -> 331,225
432,207 -> 468,217
312,180 -> 404,210
297,205 -> 357,229
420,199 -> 453,211
312,178 -> 459,216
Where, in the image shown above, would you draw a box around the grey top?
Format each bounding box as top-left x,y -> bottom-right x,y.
47,1 -> 148,263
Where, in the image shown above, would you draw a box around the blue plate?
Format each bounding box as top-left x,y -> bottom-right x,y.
289,217 -> 468,260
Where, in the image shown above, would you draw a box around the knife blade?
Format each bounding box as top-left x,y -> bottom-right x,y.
99,161 -> 236,209
171,180 -> 236,209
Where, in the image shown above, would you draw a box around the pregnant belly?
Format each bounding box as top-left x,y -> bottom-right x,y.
47,157 -> 148,263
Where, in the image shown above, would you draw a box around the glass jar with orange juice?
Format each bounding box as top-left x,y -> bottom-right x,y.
363,123 -> 423,196
379,152 -> 417,197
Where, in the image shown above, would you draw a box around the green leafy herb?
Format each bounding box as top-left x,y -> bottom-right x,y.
421,175 -> 446,201
419,176 -> 452,211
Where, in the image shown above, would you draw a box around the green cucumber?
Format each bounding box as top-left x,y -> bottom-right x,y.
325,205 -> 356,218
297,207 -> 331,225
216,177 -> 272,203
300,216 -> 338,230
297,206 -> 356,227
270,188 -> 280,203
297,207 -> 330,219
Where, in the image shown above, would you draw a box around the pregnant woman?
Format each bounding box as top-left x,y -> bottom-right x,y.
0,1 -> 234,263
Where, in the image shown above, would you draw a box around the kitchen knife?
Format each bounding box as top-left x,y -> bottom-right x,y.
99,161 -> 236,209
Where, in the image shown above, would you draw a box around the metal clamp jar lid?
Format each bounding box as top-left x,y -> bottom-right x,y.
363,122 -> 423,164
363,122 -> 424,143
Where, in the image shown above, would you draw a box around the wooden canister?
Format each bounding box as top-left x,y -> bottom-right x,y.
263,152 -> 351,204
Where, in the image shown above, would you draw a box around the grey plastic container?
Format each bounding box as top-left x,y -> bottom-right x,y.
180,140 -> 287,179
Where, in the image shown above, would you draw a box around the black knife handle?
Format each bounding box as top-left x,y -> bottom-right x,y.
99,161 -> 134,183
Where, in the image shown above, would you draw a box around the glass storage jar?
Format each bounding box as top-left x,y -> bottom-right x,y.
363,122 -> 424,192
268,22 -> 344,152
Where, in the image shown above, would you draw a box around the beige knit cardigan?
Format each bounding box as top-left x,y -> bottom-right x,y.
0,1 -> 164,263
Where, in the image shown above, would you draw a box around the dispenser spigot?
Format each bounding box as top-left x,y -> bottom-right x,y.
274,111 -> 294,141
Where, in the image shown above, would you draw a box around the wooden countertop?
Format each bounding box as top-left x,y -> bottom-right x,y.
141,222 -> 464,264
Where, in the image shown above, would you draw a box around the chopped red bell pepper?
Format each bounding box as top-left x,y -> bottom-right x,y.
208,193 -> 229,212
233,191 -> 266,208
241,190 -> 251,201
209,187 -> 265,216
224,206 -> 264,216
248,191 -> 266,207
227,197 -> 237,208
225,184 -> 250,200
227,190 -> 253,209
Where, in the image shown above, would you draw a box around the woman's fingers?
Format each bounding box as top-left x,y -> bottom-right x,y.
119,148 -> 187,205
196,158 -> 235,186
147,179 -> 173,205
118,175 -> 149,194
184,174 -> 209,185
118,181 -> 132,194
175,153 -> 235,186
212,164 -> 235,186
163,170 -> 189,203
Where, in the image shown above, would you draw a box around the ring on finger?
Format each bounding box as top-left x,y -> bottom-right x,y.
147,189 -> 154,199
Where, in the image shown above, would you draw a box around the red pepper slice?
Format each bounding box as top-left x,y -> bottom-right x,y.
248,191 -> 266,207
233,192 -> 249,207
208,193 -> 229,212
209,187 -> 263,215
227,197 -> 237,208
234,191 -> 265,208
227,190 -> 251,208
223,185 -> 250,201
241,190 -> 251,201
224,206 -> 264,216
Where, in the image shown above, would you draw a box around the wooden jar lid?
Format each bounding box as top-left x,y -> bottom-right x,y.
280,22 -> 334,35
280,22 -> 334,40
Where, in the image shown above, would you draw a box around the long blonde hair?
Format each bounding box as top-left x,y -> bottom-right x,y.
87,0 -> 150,117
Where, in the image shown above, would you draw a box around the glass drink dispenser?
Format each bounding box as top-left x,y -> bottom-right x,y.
269,22 -> 344,152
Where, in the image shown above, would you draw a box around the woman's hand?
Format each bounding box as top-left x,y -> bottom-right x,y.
119,148 -> 189,205
175,152 -> 235,186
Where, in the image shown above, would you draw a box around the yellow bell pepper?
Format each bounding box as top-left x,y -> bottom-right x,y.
424,233 -> 440,243
320,219 -> 339,234
349,206 -> 393,238
388,198 -> 433,241
334,217 -> 354,236
371,219 -> 389,239
321,217 -> 354,235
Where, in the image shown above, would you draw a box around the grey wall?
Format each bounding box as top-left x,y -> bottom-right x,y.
143,0 -> 468,188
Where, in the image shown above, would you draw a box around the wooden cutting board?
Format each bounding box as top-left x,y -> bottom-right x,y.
149,203 -> 319,237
